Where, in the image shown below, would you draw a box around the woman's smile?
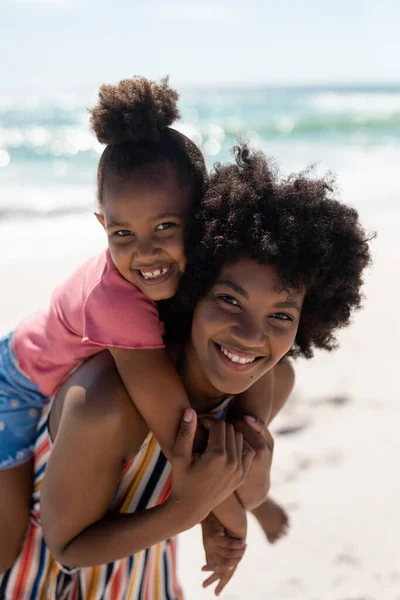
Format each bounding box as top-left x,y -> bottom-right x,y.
186,257 -> 305,400
213,342 -> 264,370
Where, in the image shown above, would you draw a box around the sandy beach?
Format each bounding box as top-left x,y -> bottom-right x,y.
1,211 -> 399,599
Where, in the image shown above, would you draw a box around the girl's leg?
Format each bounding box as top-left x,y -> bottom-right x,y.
252,497 -> 289,544
0,333 -> 47,573
252,357 -> 295,543
0,461 -> 32,573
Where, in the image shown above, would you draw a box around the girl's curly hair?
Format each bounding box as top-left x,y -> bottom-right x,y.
89,75 -> 206,205
163,142 -> 373,359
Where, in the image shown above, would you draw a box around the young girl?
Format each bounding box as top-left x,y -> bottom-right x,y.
0,77 -> 270,572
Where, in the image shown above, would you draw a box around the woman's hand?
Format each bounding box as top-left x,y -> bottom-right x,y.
168,409 -> 255,528
201,512 -> 246,596
233,416 -> 274,511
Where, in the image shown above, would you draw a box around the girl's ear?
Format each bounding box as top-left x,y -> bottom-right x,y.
95,212 -> 106,230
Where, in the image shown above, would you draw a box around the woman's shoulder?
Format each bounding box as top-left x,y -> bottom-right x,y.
52,353 -> 139,453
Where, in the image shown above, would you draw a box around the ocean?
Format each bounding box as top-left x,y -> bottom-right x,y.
1,84 -> 399,264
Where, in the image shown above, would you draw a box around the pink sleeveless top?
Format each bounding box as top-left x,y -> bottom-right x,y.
13,249 -> 165,396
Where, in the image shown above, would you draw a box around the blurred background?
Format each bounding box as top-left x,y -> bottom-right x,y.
1,1 -> 399,598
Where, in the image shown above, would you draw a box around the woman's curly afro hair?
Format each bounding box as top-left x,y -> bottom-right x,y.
164,143 -> 374,359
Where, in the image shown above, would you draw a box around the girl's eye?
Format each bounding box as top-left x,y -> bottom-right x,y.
218,295 -> 241,307
271,312 -> 293,322
156,222 -> 177,231
115,230 -> 134,237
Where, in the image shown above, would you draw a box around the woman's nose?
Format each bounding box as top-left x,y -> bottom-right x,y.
230,317 -> 266,349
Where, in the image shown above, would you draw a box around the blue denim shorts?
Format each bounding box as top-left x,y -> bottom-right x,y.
0,332 -> 49,469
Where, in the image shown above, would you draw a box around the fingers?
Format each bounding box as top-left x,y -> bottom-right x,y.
209,421 -> 246,479
243,414 -> 265,433
202,547 -> 245,564
242,440 -> 255,476
202,572 -> 220,588
191,452 -> 201,465
200,417 -> 214,431
235,430 -> 243,465
202,568 -> 237,595
234,419 -> 265,452
201,534 -> 246,595
243,415 -> 274,451
225,423 -> 237,465
263,427 -> 274,453
172,409 -> 197,464
206,418 -> 255,477
206,419 -> 226,454
215,570 -> 236,596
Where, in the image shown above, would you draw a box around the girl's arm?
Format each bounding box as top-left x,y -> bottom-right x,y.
200,364 -> 290,589
41,375 -> 179,567
41,372 -> 253,567
110,349 -> 248,543
199,374 -> 275,540
110,347 -> 193,461
226,369 -> 275,510
201,512 -> 247,596
197,371 -> 275,590
212,494 -> 247,540
111,349 -> 271,533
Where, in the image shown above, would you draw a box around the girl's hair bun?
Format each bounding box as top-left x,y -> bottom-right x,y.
90,76 -> 180,145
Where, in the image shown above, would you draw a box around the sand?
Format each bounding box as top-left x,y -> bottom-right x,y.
1,213 -> 399,599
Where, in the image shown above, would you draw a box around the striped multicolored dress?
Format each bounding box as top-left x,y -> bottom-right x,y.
0,404 -> 183,600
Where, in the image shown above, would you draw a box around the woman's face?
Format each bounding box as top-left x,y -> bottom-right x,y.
189,257 -> 305,397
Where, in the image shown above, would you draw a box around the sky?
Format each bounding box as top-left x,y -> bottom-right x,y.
1,0 -> 400,89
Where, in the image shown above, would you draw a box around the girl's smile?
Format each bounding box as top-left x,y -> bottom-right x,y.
135,262 -> 178,287
96,168 -> 191,301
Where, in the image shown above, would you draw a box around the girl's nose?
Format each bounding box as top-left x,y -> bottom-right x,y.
133,238 -> 159,263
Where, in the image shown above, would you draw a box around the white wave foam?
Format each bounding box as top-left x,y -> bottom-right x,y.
311,92 -> 400,116
0,183 -> 96,217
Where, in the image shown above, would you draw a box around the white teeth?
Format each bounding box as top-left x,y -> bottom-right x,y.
140,266 -> 170,280
219,345 -> 256,364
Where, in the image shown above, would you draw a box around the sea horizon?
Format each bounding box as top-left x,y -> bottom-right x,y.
1,81 -> 399,226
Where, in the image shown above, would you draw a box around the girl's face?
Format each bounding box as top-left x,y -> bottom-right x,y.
96,169 -> 191,301
189,257 -> 305,397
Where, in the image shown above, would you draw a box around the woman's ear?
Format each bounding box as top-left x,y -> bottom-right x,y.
94,212 -> 106,230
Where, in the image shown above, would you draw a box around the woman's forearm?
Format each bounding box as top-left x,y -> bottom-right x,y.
52,499 -> 192,568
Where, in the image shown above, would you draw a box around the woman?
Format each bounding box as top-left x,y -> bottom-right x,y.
0,144 -> 372,599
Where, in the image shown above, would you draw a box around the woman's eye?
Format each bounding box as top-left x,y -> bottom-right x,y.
271,312 -> 293,322
115,230 -> 133,237
156,222 -> 177,231
218,295 -> 240,307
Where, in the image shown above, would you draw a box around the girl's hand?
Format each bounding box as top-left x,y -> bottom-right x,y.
201,513 -> 246,596
168,410 -> 255,528
233,416 -> 274,510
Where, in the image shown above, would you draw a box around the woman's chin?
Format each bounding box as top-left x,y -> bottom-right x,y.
213,377 -> 256,397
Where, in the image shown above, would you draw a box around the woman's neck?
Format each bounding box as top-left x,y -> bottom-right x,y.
174,341 -> 228,414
